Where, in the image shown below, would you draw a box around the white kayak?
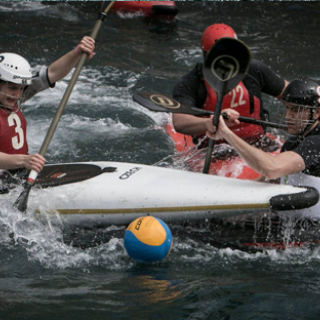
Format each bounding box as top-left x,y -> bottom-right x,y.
1,162 -> 318,227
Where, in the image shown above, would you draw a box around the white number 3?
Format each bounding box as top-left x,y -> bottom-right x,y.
8,113 -> 24,150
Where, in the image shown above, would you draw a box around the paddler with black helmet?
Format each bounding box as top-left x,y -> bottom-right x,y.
207,79 -> 320,186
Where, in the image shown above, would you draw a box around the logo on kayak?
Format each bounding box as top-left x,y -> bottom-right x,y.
212,55 -> 239,81
120,167 -> 142,180
0,56 -> 4,63
150,94 -> 180,110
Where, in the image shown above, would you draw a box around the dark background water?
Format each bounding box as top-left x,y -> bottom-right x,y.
1,1 -> 320,319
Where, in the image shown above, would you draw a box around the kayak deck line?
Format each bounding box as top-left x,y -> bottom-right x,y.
34,207 -> 273,228
38,202 -> 271,215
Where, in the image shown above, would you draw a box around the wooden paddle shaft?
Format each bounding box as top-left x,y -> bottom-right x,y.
39,15 -> 110,156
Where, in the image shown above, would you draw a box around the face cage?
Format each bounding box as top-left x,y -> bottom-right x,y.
0,82 -> 26,114
276,103 -> 316,134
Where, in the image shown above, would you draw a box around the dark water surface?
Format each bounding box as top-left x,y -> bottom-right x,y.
2,1 -> 320,319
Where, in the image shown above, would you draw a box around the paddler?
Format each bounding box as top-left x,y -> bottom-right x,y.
172,23 -> 289,147
0,36 -> 95,173
207,79 -> 320,185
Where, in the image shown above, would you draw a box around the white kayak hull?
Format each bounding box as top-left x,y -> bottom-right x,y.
2,162 -> 318,227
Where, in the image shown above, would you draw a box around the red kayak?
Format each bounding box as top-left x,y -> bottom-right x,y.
42,2 -> 178,20
111,1 -> 178,20
166,122 -> 283,180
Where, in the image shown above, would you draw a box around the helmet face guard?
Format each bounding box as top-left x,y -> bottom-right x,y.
278,79 -> 320,135
280,104 -> 315,134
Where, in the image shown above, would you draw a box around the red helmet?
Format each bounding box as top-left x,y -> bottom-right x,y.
201,24 -> 237,52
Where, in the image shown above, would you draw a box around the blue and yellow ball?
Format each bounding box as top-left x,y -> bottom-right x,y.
124,216 -> 173,263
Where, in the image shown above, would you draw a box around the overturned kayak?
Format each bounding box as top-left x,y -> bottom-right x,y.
110,1 -> 178,20
1,162 -> 318,228
41,1 -> 178,20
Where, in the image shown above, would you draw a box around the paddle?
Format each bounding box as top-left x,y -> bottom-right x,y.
14,1 -> 115,212
202,37 -> 251,173
133,92 -> 287,130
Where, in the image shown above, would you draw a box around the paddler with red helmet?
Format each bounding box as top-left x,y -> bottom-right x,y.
172,23 -> 289,146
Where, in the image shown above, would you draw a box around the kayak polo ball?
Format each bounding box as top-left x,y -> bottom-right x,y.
124,216 -> 173,263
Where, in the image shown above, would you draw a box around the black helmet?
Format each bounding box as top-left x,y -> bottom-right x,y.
282,78 -> 320,108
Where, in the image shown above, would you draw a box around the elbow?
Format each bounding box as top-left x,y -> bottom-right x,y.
172,115 -> 185,134
256,155 -> 286,181
173,124 -> 184,134
47,67 -> 56,85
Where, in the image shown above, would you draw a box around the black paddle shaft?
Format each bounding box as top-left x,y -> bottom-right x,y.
202,38 -> 251,174
132,92 -> 287,130
202,71 -> 228,174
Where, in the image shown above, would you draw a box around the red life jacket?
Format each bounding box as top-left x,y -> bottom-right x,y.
203,80 -> 264,143
0,108 -> 28,155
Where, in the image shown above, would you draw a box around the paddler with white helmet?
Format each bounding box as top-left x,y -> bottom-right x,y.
0,36 -> 95,173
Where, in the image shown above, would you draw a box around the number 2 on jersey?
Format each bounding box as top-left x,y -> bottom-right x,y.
230,85 -> 246,108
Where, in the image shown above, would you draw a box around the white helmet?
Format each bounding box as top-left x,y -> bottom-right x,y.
0,52 -> 32,85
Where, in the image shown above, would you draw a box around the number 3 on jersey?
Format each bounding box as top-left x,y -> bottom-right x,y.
230,85 -> 246,108
8,113 -> 25,150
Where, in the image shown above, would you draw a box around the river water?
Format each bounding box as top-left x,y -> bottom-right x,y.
1,1 -> 320,319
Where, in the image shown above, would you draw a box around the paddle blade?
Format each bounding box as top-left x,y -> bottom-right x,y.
133,92 -> 209,116
203,37 -> 251,96
13,182 -> 32,212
